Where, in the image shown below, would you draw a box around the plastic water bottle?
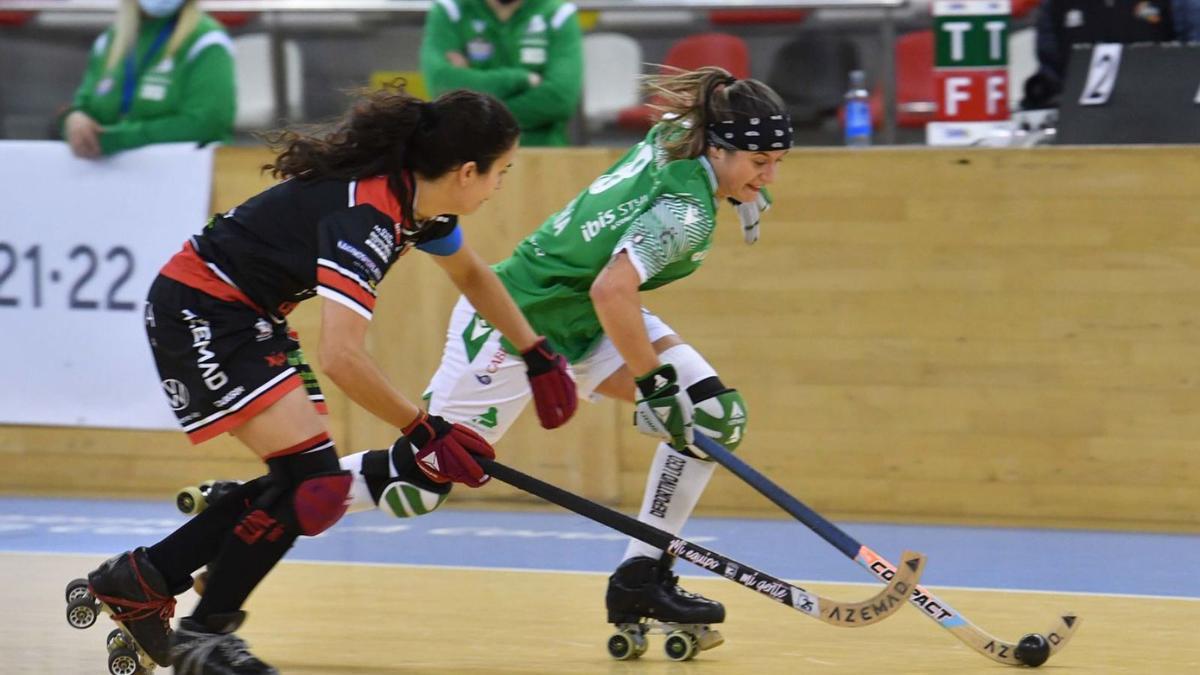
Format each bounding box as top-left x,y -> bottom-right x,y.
843,69 -> 872,147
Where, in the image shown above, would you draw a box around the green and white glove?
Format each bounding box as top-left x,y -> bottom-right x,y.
633,364 -> 694,448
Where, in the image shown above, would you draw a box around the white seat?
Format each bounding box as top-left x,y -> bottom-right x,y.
232,33 -> 304,130
582,32 -> 643,132
1008,27 -> 1037,110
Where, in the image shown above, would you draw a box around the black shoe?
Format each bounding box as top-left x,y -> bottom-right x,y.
606,555 -> 725,624
87,547 -> 177,666
171,611 -> 278,675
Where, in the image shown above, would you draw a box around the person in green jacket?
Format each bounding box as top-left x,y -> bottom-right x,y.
62,0 -> 235,158
421,0 -> 583,147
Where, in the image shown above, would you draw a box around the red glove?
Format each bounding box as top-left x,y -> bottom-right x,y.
521,337 -> 577,429
403,411 -> 496,488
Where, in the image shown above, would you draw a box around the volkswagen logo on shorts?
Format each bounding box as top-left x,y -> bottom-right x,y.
162,379 -> 190,410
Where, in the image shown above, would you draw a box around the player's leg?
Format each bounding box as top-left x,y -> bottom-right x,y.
340,296 -> 535,516
89,278 -> 345,673
171,387 -> 348,674
584,313 -> 747,627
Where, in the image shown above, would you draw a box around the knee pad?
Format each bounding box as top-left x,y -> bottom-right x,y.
359,440 -> 452,519
688,376 -> 749,453
265,446 -> 352,536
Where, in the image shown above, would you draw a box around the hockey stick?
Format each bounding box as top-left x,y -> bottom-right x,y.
691,434 -> 1080,667
478,457 -> 925,628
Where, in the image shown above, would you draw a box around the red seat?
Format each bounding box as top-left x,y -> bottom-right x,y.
709,9 -> 810,26
868,29 -> 936,129
617,32 -> 751,132
0,11 -> 34,26
212,12 -> 257,28
1010,0 -> 1040,19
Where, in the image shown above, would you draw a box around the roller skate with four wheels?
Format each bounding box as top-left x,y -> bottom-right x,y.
605,555 -> 726,661
175,479 -> 243,516
64,547 -> 184,674
171,610 -> 278,675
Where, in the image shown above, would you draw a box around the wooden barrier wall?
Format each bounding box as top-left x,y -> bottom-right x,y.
3,145 -> 1198,531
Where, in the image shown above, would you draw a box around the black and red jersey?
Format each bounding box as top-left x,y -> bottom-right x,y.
160,173 -> 462,321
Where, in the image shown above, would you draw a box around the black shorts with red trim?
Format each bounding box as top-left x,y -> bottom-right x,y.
145,275 -> 326,444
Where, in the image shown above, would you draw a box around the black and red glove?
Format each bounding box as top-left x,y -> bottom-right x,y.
521,337 -> 577,429
403,411 -> 496,488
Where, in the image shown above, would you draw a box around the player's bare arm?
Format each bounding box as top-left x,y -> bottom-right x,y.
318,298 -> 424,428
433,244 -> 538,352
589,252 -> 658,376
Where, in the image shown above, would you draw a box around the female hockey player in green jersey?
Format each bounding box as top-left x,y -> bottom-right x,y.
334,65 -> 792,655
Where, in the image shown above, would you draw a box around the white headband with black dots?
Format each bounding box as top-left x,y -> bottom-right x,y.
707,114 -> 793,152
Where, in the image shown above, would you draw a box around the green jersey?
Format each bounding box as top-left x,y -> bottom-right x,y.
421,0 -> 582,147
495,124 -> 720,361
67,13 -> 235,155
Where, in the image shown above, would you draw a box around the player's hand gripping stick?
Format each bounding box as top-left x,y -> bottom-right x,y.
403,411 -> 496,487
633,364 -> 694,448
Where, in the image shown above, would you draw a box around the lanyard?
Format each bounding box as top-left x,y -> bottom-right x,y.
119,17 -> 177,116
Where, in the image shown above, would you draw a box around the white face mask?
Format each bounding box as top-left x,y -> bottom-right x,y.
137,0 -> 185,18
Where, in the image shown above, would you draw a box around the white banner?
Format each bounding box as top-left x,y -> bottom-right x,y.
0,141 -> 214,430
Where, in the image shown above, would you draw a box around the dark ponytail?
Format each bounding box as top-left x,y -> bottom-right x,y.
263,82 -> 519,220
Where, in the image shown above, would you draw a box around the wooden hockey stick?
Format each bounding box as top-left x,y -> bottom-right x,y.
691,434 -> 1080,667
478,457 -> 925,628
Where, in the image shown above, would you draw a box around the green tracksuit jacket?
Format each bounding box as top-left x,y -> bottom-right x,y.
66,12 -> 235,155
421,0 -> 583,147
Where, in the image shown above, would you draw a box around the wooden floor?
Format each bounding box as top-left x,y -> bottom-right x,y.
17,552 -> 1198,674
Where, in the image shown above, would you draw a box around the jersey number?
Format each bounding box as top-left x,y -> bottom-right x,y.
587,144 -> 653,195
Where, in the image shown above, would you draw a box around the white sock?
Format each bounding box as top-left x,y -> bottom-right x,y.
338,450 -> 378,515
622,442 -> 717,561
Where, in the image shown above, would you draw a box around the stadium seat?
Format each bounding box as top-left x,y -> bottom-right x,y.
617,32 -> 750,132
582,32 -> 643,132
232,33 -> 304,130
866,29 -> 936,129
212,12 -> 257,29
0,11 -> 34,26
767,32 -> 860,127
709,9 -> 810,25
1010,0 -> 1040,19
1008,26 -> 1037,110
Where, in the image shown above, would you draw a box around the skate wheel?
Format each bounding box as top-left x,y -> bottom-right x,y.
696,628 -> 724,651
664,630 -> 698,662
193,569 -> 209,596
176,486 -> 205,516
632,632 -> 648,657
106,628 -> 129,650
606,630 -> 640,660
107,645 -> 140,675
66,596 -> 98,629
65,578 -> 91,603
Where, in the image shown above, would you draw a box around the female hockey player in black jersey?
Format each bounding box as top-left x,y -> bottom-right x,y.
81,85 -> 576,674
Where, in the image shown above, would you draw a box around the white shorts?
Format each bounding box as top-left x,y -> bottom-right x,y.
424,296 -> 676,443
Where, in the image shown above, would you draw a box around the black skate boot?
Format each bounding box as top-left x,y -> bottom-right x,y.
86,547 -> 180,667
605,555 -> 725,661
171,611 -> 278,675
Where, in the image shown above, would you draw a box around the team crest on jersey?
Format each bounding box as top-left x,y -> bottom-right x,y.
254,318 -> 273,342
467,38 -> 494,61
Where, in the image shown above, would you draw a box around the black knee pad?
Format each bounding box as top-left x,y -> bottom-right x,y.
263,447 -> 352,537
